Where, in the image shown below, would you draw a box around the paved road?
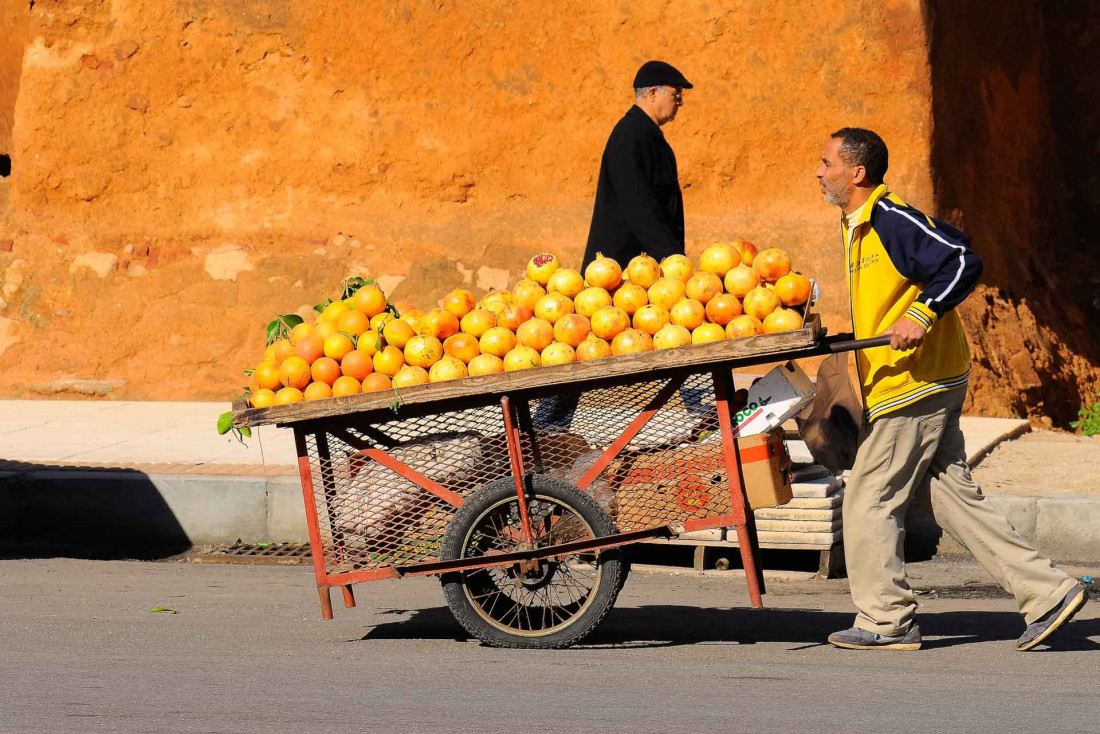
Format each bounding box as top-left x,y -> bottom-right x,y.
1,559 -> 1096,733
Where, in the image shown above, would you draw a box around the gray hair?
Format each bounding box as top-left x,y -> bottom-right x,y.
634,86 -> 656,100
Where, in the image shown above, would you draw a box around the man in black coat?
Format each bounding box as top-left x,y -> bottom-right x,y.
582,60 -> 692,271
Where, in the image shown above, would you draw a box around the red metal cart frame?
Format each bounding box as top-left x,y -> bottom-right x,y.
233,320 -> 882,647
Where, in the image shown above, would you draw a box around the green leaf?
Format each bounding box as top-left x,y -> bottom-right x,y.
243,368 -> 255,376
265,319 -> 281,345
339,330 -> 359,347
281,314 -> 304,328
150,606 -> 178,614
216,412 -> 233,435
239,427 -> 252,438
341,276 -> 370,299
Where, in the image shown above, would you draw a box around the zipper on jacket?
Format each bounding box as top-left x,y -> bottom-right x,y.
844,219 -> 867,418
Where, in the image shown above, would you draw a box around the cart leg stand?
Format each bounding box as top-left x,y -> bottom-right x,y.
341,585 -> 356,608
713,370 -> 766,607
295,430 -> 337,620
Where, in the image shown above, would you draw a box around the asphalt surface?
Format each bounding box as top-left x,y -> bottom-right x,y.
1,559 -> 1097,734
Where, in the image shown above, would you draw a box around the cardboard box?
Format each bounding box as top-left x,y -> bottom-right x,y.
736,427 -> 794,509
733,361 -> 816,438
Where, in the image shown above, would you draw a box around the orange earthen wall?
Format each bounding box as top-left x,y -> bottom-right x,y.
0,0 -> 1094,422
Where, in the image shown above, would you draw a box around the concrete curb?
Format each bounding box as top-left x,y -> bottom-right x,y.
3,466 -> 1099,562
0,469 -> 309,555
933,493 -> 1100,563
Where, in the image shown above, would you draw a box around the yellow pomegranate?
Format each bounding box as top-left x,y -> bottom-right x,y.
692,323 -> 727,344
660,254 -> 694,282
753,247 -> 792,282
534,293 -> 574,325
546,268 -> 585,299
726,314 -> 764,339
468,353 -> 505,376
428,355 -> 468,382
516,317 -> 555,352
512,278 -> 546,311
774,272 -> 812,307
479,289 -> 513,314
496,303 -> 534,332
392,365 -> 430,387
743,287 -> 781,321
612,283 -> 648,315
459,308 -> 497,338
574,287 -> 612,318
625,253 -> 662,288
421,308 -> 460,340
652,323 -> 692,350
704,293 -> 743,326
610,328 -> 654,355
541,342 -> 577,365
526,252 -> 561,286
724,264 -> 760,298
403,335 -> 444,368
590,306 -> 630,340
503,345 -> 541,371
699,242 -> 740,277
647,277 -> 686,311
583,253 -> 623,291
734,238 -> 758,266
763,307 -> 804,334
685,272 -> 723,304
632,304 -> 671,336
442,288 -> 477,318
670,298 -> 706,330
479,326 -> 518,358
553,313 -> 591,348
576,336 -> 612,361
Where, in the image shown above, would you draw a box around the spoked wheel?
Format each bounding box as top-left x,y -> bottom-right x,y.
440,475 -> 624,649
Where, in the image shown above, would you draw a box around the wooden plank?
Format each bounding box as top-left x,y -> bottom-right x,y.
233,315 -> 822,428
755,518 -> 842,533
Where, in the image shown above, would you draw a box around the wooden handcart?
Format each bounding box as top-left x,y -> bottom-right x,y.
232,316 -> 883,648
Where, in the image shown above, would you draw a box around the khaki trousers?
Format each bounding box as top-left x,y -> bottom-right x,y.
843,388 -> 1076,635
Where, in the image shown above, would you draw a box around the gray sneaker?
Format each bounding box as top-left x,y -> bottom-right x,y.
828,624 -> 922,650
1016,583 -> 1088,651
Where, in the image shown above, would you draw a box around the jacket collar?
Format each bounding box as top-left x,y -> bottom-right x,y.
851,183 -> 890,227
626,104 -> 664,137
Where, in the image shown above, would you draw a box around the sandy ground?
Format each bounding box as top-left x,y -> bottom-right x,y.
972,429 -> 1100,496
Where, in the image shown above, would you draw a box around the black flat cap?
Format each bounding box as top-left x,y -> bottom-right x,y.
633,60 -> 693,89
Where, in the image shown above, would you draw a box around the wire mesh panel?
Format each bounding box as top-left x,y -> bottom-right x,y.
298,370 -> 735,577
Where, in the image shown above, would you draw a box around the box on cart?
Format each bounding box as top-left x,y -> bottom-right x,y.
733,361 -> 817,437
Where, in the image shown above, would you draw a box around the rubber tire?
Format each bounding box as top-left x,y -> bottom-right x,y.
440,474 -> 624,649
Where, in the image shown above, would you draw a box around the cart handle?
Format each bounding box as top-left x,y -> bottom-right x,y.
822,333 -> 893,353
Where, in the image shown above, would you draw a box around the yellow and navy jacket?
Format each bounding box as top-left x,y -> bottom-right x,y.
843,184 -> 982,422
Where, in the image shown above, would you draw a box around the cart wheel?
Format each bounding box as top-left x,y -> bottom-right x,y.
440,474 -> 624,649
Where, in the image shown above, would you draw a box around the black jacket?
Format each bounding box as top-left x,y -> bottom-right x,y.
582,105 -> 685,271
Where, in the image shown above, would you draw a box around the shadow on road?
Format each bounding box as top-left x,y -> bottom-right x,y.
358,604 -> 1100,651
